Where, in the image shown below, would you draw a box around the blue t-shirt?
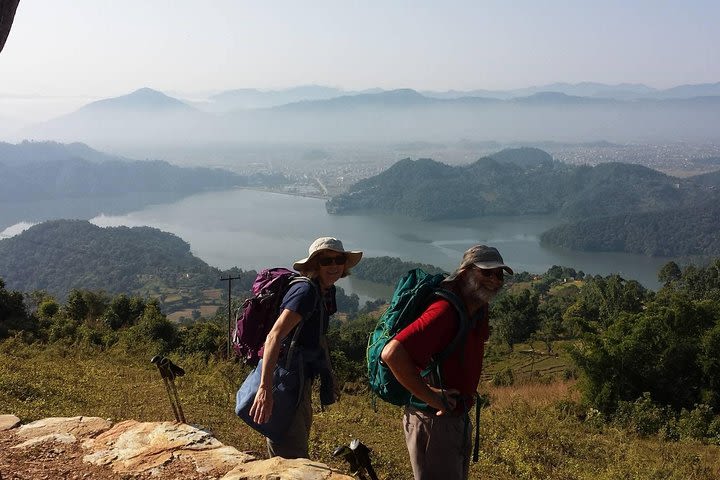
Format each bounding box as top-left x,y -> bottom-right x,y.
280,280 -> 336,349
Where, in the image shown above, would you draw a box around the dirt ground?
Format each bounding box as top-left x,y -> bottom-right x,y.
0,431 -> 215,480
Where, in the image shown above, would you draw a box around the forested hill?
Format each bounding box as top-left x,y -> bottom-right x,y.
540,198 -> 720,256
351,256 -> 447,285
0,220 -> 253,300
0,141 -> 287,202
326,147 -> 711,221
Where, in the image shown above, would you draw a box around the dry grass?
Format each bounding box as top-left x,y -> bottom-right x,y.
485,379 -> 579,410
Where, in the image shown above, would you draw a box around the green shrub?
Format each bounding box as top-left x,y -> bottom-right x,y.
707,416 -> 720,445
584,407 -> 606,431
38,300 -> 59,319
614,392 -> 671,437
677,404 -> 715,441
492,367 -> 514,387
555,399 -> 585,420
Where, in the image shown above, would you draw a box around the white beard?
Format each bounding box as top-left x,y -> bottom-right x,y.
463,272 -> 498,304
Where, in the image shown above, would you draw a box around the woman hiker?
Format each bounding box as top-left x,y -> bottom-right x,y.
249,236 -> 363,458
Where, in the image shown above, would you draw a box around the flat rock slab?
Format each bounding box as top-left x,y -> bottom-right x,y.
83,420 -> 256,475
0,414 -> 21,431
222,456 -> 352,480
16,416 -> 112,440
12,432 -> 77,449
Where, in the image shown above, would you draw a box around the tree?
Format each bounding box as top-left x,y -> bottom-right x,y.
64,289 -> 89,322
0,278 -> 34,338
491,290 -> 539,349
103,294 -> 144,329
179,321 -> 223,358
658,261 -> 682,286
38,300 -> 60,319
536,295 -> 571,352
137,302 -> 178,351
698,315 -> 720,406
335,286 -> 359,315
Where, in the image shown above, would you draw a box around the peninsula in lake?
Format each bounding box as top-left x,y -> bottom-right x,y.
326,147 -> 720,257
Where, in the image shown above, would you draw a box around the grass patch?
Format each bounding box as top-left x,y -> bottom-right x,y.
202,289 -> 223,300
162,294 -> 183,304
167,305 -> 221,322
483,340 -> 574,384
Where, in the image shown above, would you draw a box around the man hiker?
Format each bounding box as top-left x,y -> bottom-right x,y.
381,245 -> 512,480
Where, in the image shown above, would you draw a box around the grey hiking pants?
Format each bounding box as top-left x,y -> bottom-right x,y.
266,379 -> 313,459
403,405 -> 472,480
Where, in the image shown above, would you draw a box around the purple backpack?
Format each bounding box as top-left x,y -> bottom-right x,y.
232,268 -> 313,365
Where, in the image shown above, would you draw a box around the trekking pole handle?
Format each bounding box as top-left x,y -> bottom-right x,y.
151,355 -> 185,380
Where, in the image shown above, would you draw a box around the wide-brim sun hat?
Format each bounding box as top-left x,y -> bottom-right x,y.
293,237 -> 363,271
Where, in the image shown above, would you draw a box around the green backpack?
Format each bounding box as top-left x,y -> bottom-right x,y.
366,268 -> 469,407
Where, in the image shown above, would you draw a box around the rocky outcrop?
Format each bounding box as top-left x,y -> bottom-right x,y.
0,414 -> 21,431
0,415 -> 353,479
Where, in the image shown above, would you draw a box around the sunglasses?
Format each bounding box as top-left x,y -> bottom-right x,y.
478,267 -> 504,280
317,255 -> 347,266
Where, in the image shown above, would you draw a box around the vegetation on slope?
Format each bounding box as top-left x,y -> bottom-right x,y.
327,148 -> 711,221
350,256 -> 446,285
0,140 -> 288,202
0,220 -> 253,301
541,197 -> 720,256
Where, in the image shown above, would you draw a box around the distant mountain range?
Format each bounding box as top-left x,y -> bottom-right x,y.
326,147 -> 720,257
197,82 -> 720,109
19,83 -> 720,147
199,85 -> 381,111
79,87 -> 195,113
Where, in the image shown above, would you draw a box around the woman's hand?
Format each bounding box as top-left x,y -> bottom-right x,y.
251,309 -> 302,424
249,384 -> 273,424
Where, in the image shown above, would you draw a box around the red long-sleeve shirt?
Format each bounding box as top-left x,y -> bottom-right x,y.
394,298 -> 489,409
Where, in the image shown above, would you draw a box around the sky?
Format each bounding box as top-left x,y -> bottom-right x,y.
1,0 -> 719,100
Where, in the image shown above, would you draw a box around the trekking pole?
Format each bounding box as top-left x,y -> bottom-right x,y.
332,445 -> 368,480
350,439 -> 379,480
150,355 -> 187,423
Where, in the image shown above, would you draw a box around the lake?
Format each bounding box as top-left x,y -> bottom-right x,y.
70,188 -> 674,302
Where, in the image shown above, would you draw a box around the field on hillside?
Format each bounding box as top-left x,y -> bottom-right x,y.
1,341 -> 718,480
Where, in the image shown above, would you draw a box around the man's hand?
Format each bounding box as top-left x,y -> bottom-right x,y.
429,386 -> 460,415
383,339 -> 463,415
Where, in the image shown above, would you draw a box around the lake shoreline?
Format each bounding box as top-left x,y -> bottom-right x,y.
85,189 -> 670,291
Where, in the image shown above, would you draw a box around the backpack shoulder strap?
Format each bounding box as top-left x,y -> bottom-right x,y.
413,289 -> 471,410
284,276 -> 322,368
287,276 -> 322,321
432,289 -> 470,364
